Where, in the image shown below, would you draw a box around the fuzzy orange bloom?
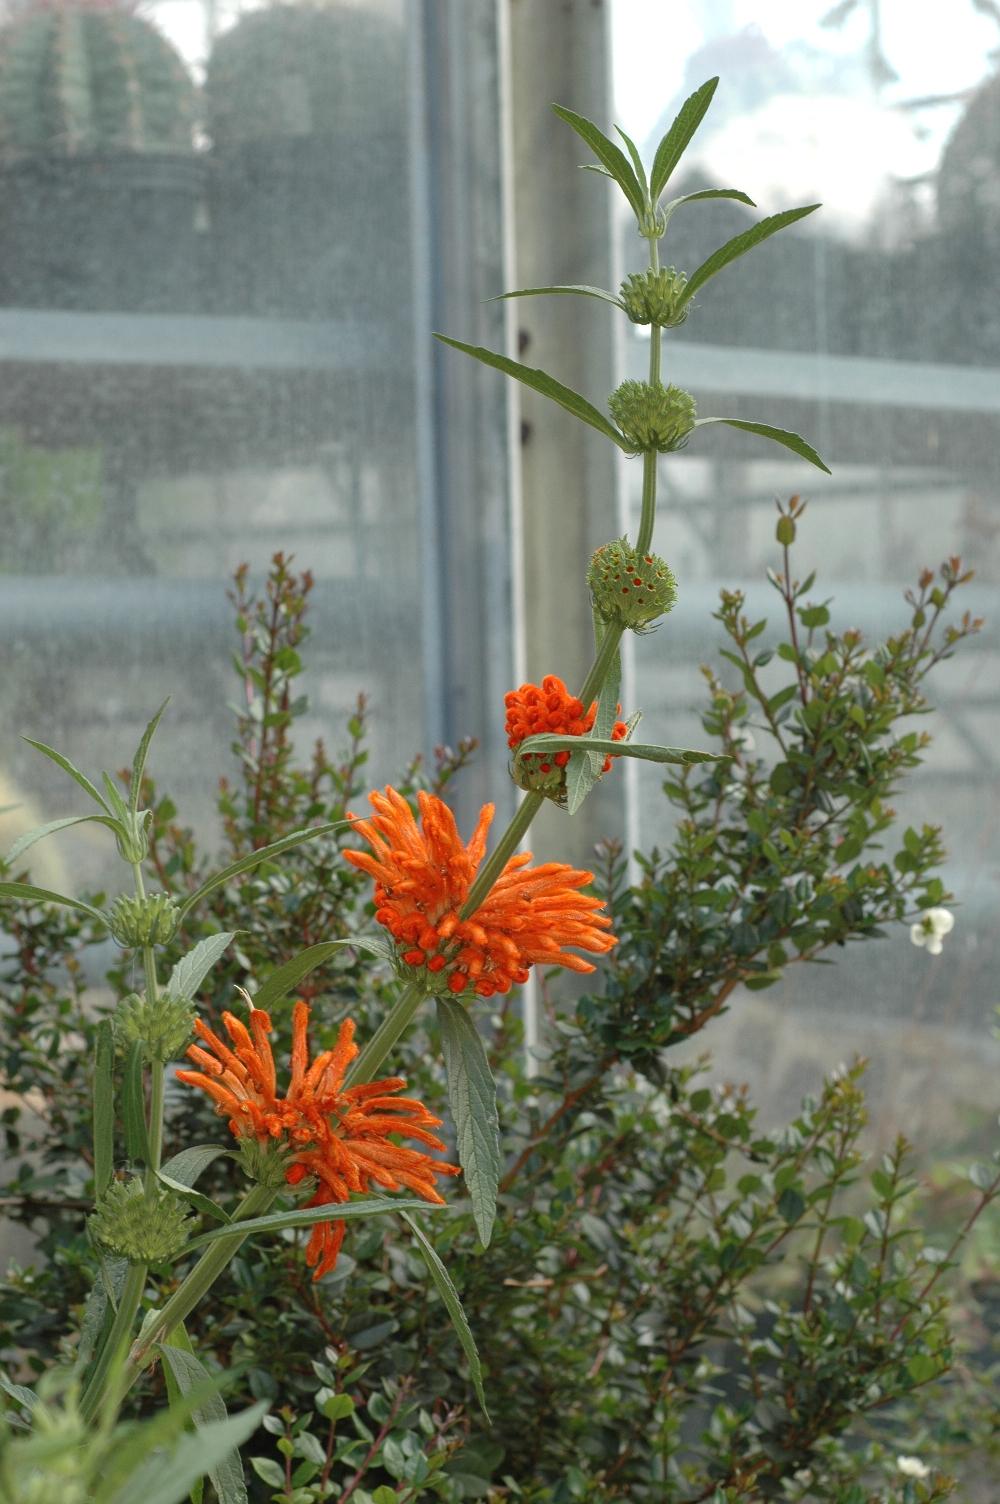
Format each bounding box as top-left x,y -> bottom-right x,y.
343,787 -> 616,998
504,675 -> 627,776
177,1002 -> 458,1280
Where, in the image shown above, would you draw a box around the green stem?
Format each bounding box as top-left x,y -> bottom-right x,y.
147,1060 -> 164,1177
635,452 -> 658,558
343,978 -> 428,1089
577,623 -> 625,710
462,792 -> 544,918
117,1182 -> 278,1396
81,1261 -> 146,1422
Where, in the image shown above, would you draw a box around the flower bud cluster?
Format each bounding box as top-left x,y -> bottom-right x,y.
608,380 -> 697,454
90,1179 -> 194,1264
108,891 -> 180,948
589,538 -> 677,631
619,267 -> 689,327
114,990 -> 195,1061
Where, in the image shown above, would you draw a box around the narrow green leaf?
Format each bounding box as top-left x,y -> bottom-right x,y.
160,1145 -> 230,1189
102,772 -> 132,827
159,1345 -> 247,1504
517,734 -> 724,766
122,1042 -> 150,1166
551,104 -> 646,219
96,1370 -> 238,1501
402,1212 -> 489,1420
0,880 -> 107,927
565,644 -> 622,816
75,1262 -> 124,1376
106,1402 -> 267,1504
22,736 -> 110,812
182,1197 -> 435,1254
160,1324 -> 203,1504
158,1171 -> 231,1224
694,418 -> 831,474
436,997 -> 499,1248
650,77 -> 719,201
615,124 -> 649,197
491,284 -> 624,309
248,936 -> 388,1014
433,335 -> 628,450
94,1020 -> 115,1201
164,933 -> 237,1002
0,1371 -> 36,1412
130,699 -> 170,817
5,818 -> 123,871
660,188 -> 756,230
678,205 -> 820,306
176,821 -> 349,921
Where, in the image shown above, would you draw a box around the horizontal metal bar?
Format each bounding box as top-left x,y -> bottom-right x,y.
631,334 -> 1000,415
0,310 -> 395,371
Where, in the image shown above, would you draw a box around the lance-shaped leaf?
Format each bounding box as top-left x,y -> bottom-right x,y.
694,418 -> 831,474
402,1212 -> 489,1420
5,817 -> 123,869
105,1401 -> 268,1504
160,1144 -> 231,1189
159,1325 -> 204,1504
130,700 -> 170,817
660,187 -> 755,231
182,1197 -> 435,1254
436,996 -> 499,1248
176,820 -> 349,921
164,932 -> 237,1002
650,76 -> 719,201
517,734 -> 724,769
551,104 -> 646,219
75,1257 -> 127,1375
22,736 -> 110,812
122,1041 -> 151,1166
434,335 -> 629,450
564,641 -> 622,817
159,1343 -> 247,1504
677,205 -> 820,308
158,1170 -> 231,1225
94,1020 -> 115,1200
0,880 -> 107,927
492,284 -> 625,309
248,935 -> 390,1014
616,124 -> 650,200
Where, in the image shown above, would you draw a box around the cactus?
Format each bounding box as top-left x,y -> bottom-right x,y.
206,3 -> 404,149
0,1 -> 196,157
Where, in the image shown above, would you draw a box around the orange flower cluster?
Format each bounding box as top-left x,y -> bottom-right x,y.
344,787 -> 615,997
176,1001 -> 458,1279
504,675 -> 627,777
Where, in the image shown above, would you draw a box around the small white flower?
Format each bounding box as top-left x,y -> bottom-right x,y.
910,907 -> 955,956
896,1455 -> 931,1479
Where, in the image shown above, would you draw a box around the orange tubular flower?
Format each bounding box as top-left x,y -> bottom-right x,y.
504,675 -> 628,792
344,787 -> 616,998
177,1002 -> 458,1280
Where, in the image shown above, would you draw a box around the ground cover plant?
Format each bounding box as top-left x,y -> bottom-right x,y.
0,75 -> 996,1504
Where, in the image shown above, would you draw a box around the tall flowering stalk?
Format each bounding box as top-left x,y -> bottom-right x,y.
0,74 -> 832,1492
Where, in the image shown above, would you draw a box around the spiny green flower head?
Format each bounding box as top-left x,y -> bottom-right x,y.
114,990 -> 194,1062
108,890 -> 179,949
90,1179 -> 194,1264
619,267 -> 689,327
609,380 -> 697,454
589,538 -> 677,631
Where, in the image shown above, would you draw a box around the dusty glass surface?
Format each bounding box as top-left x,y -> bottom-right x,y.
613,0 -> 1000,1135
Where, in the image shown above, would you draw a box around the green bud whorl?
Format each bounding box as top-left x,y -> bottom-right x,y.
589,538 -> 677,633
0,4 -> 196,158
108,891 -> 179,949
619,267 -> 689,328
609,381 -> 697,455
90,1179 -> 194,1264
114,990 -> 194,1063
236,1134 -> 294,1189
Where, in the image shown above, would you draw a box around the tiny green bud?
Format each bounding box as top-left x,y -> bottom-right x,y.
109,891 -> 180,949
114,808 -> 153,865
619,267 -> 689,327
776,515 -> 796,546
608,380 -> 696,454
588,538 -> 677,632
114,990 -> 195,1062
90,1179 -> 194,1264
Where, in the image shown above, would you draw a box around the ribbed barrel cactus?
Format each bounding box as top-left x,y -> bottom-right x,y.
206,2 -> 404,149
0,1 -> 196,156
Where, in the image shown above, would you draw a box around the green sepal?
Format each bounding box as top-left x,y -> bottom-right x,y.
94,1020 -> 115,1200
176,820 -> 350,921
122,1041 -> 151,1167
402,1212 -> 489,1421
694,417 -> 831,474
551,103 -> 646,219
433,335 -> 628,450
436,996 -> 500,1248
678,205 -> 820,307
181,1197 -> 437,1254
650,76 -> 719,202
0,880 -> 107,927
